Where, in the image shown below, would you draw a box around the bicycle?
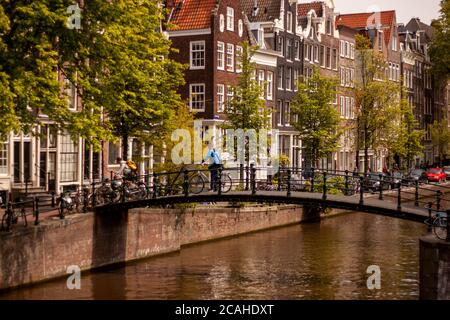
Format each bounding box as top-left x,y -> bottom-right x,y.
190,166 -> 233,194
425,210 -> 448,240
1,201 -> 28,231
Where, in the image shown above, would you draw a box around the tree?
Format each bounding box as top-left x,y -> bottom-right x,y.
354,34 -> 403,172
290,66 -> 341,168
388,100 -> 424,170
224,41 -> 270,131
430,0 -> 450,80
0,1 -> 185,160
430,119 -> 450,165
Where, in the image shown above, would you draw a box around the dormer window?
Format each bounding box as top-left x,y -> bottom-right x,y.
392,33 -> 398,51
326,20 -> 332,35
258,29 -> 265,48
227,7 -> 234,31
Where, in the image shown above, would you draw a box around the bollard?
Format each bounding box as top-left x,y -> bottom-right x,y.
183,170 -> 189,197
322,171 -> 327,200
59,193 -> 65,219
436,190 -> 442,211
379,174 -> 383,200
359,176 -> 364,205
218,167 -> 222,195
34,197 -> 39,226
91,181 -> 96,208
428,202 -> 433,233
245,166 -> 250,191
153,172 -> 158,199
397,183 -> 402,211
51,192 -> 56,207
311,168 -> 315,192
345,170 -> 349,195
414,180 -> 419,207
251,164 -> 256,196
287,169 -> 292,197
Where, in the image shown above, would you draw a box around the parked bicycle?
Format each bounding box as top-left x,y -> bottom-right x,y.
425,210 -> 448,240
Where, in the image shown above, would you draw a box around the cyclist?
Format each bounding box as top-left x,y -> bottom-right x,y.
202,146 -> 222,192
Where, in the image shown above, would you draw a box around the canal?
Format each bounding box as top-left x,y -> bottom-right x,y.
0,212 -> 427,300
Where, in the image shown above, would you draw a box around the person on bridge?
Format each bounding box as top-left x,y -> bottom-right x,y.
202,146 -> 223,192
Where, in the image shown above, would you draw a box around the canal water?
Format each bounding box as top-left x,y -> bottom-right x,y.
0,212 -> 427,300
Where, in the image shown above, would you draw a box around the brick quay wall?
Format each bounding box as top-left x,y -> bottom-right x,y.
0,204 -> 330,290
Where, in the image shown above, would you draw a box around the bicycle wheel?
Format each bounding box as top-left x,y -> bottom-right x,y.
189,174 -> 205,194
433,217 -> 448,240
221,174 -> 233,193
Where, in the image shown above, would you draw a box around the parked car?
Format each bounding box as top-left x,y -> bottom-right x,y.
389,171 -> 404,189
443,166 -> 450,180
406,169 -> 427,185
362,173 -> 390,193
426,168 -> 447,183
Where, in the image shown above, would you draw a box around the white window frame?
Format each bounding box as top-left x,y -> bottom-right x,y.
227,7 -> 234,31
236,45 -> 243,73
190,41 -> 205,70
0,141 -> 8,175
217,41 -> 225,70
267,71 -> 274,100
217,84 -> 225,112
258,70 -> 265,97
226,43 -> 234,72
278,66 -> 284,90
286,67 -> 292,91
287,12 -> 293,33
189,83 -> 206,112
350,43 -> 355,59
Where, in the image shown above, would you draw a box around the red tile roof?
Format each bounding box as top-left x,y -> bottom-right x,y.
168,0 -> 217,31
298,1 -> 323,18
336,11 -> 396,45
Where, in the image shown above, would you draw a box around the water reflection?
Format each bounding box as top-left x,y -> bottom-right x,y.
0,213 -> 426,300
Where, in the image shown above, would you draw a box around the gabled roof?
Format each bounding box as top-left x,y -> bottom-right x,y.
297,1 -> 323,18
240,0 -> 281,23
167,0 -> 217,31
336,11 -> 396,45
405,18 -> 433,43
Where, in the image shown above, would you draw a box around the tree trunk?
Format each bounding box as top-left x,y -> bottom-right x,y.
122,134 -> 129,160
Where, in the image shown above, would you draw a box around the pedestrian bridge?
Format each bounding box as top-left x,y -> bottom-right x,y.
95,166 -> 450,223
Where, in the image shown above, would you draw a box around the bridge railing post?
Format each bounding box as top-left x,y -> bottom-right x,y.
344,170 -> 349,195
91,181 -> 96,208
217,167 -> 222,196
359,176 -> 364,205
322,171 -> 327,200
428,202 -> 433,233
153,172 -> 158,199
250,164 -> 256,196
183,170 -> 189,197
83,188 -> 89,212
245,165 -> 250,191
146,173 -> 151,199
287,169 -> 291,197
34,197 -> 39,226
436,190 -> 442,211
415,180 -> 419,207
397,182 -> 402,211
311,167 -> 315,192
239,164 -> 244,188
379,174 -> 383,200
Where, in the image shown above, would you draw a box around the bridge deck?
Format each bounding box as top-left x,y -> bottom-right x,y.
98,190 -> 433,223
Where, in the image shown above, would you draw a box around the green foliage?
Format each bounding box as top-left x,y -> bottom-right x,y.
0,1 -> 185,153
430,0 -> 450,80
388,99 -> 424,170
223,41 -> 271,131
430,119 -> 450,164
290,66 -> 342,167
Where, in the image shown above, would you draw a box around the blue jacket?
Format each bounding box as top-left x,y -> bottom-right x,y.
204,149 -> 222,165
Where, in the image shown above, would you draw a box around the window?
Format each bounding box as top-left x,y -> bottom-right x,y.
190,41 -> 205,69
284,102 -> 290,125
340,96 -> 345,117
219,14 -> 225,32
227,86 -> 234,106
277,36 -> 284,55
287,12 -> 293,32
60,131 -> 78,183
392,34 -> 398,51
238,19 -> 244,37
64,76 -> 77,110
332,48 -> 337,70
0,142 -> 8,174
226,43 -> 234,72
217,84 -> 225,112
340,41 -> 345,57
108,142 -> 120,165
227,7 -> 234,31
350,43 -> 355,59
286,67 -> 292,91
326,20 -> 332,35
286,39 -> 293,60
277,100 -> 283,126
257,29 -> 265,47
258,70 -> 265,94
294,41 -> 300,60
293,69 -> 298,91
314,45 -> 319,62
217,42 -> 225,70
326,47 -> 331,69
345,97 -> 350,118
189,84 -> 205,111
236,45 -> 243,73
345,41 -> 349,58
320,45 -> 325,67
267,71 -> 273,100
378,31 -> 383,51
278,66 -> 284,89
304,43 -> 309,61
